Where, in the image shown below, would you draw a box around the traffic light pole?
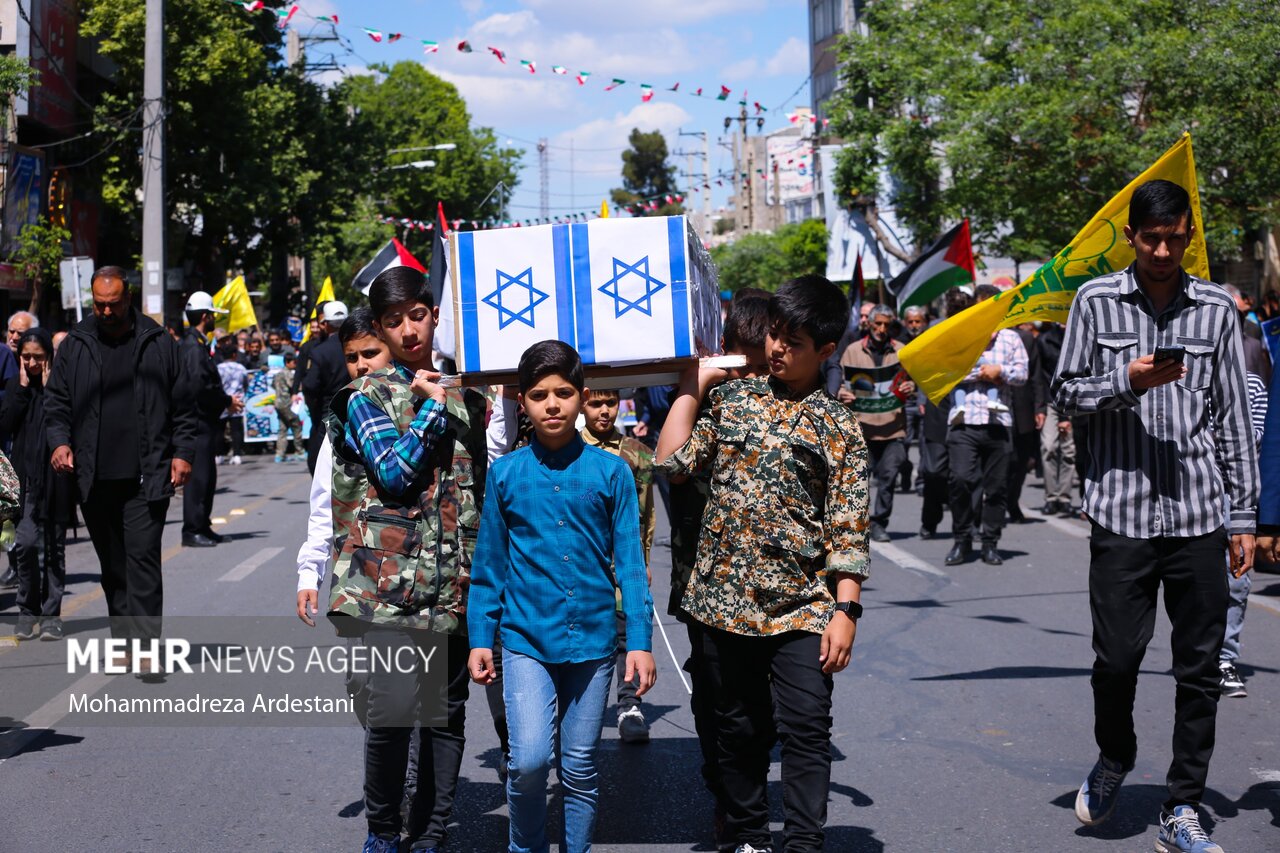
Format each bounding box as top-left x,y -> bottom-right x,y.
141,0 -> 165,321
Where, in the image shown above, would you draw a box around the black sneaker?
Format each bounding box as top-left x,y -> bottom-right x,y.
919,525 -> 937,540
14,615 -> 39,640
0,566 -> 16,589
1075,754 -> 1127,826
618,706 -> 650,744
869,524 -> 891,543
39,618 -> 64,641
1219,662 -> 1247,698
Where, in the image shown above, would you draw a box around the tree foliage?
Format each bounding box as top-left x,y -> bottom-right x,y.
711,220 -> 828,292
11,216 -> 71,313
610,129 -> 684,215
828,0 -> 1280,263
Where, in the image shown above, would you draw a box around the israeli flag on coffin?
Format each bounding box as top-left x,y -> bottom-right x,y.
570,216 -> 697,364
452,224 -> 575,373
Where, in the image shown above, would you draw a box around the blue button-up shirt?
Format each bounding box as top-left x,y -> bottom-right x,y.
468,434 -> 654,664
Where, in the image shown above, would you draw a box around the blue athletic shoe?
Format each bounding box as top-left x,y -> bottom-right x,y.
361,832 -> 398,853
1155,805 -> 1223,853
1074,754 -> 1127,825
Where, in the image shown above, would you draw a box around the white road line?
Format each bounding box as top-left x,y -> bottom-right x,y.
0,670 -> 113,763
653,614 -> 691,695
218,546 -> 285,583
1038,515 -> 1090,539
1248,594 -> 1280,617
871,541 -> 948,577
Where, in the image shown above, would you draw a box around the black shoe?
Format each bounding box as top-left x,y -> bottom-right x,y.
1039,502 -> 1059,515
981,545 -> 1003,565
0,566 -> 16,589
202,529 -> 226,544
182,534 -> 218,548
870,524 -> 891,543
919,525 -> 937,540
945,540 -> 971,566
1007,509 -> 1026,524
14,614 -> 39,640
39,618 -> 64,640
1061,504 -> 1081,518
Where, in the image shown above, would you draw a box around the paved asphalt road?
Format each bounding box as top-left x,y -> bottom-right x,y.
1,453 -> 1278,852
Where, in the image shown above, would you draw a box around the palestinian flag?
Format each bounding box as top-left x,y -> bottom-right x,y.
353,238 -> 427,296
886,219 -> 975,309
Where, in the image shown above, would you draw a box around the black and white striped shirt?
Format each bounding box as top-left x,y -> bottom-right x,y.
1052,265 -> 1258,538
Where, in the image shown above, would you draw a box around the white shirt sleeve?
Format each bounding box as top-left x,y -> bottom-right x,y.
486,391 -> 519,462
296,434 -> 334,593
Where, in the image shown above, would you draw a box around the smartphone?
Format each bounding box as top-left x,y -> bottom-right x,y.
1153,345 -> 1186,365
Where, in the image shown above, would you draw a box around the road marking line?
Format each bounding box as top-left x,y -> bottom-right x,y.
230,508 -> 246,516
653,614 -> 691,695
1248,594 -> 1280,618
871,541 -> 947,577
0,671 -> 113,763
1251,768 -> 1280,783
219,546 -> 285,582
211,517 -> 227,525
1039,515 -> 1090,539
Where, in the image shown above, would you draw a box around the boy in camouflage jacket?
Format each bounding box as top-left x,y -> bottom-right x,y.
271,351 -> 305,461
657,276 -> 870,853
327,268 -> 485,853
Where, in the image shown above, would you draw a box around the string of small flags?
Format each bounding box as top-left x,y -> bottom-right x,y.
228,1 -> 764,109
378,190 -> 701,233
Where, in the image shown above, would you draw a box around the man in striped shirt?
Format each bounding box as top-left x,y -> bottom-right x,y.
1053,179 -> 1257,853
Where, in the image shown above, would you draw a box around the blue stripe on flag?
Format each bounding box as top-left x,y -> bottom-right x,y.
552,225 -> 575,346
667,217 -> 691,357
571,223 -> 595,363
457,232 -> 480,371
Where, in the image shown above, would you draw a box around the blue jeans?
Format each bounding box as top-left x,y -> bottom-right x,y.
1220,569 -> 1251,663
503,648 -> 613,853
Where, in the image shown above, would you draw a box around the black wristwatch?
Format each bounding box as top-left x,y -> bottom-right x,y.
834,601 -> 863,621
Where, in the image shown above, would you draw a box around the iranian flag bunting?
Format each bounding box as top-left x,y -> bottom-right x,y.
387,33 -> 402,43
488,46 -> 506,63
422,40 -> 438,53
317,14 -> 337,23
353,239 -> 427,296
457,40 -> 472,52
640,84 -> 654,102
886,219 -> 976,309
363,28 -> 382,42
575,71 -> 590,85
717,85 -> 731,100
552,65 -> 567,75
604,78 -> 624,91
520,59 -> 536,73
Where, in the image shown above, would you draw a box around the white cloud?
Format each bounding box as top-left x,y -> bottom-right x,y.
460,0 -> 486,14
471,10 -> 539,38
519,0 -> 768,27
431,67 -> 577,128
763,36 -> 807,76
549,101 -> 694,177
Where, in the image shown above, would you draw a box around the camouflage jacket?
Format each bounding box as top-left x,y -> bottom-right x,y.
271,368 -> 295,411
326,367 -> 487,636
580,427 -> 656,563
658,377 -> 870,636
0,448 -> 19,522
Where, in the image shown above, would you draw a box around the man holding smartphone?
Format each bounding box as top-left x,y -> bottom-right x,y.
1052,180 -> 1257,853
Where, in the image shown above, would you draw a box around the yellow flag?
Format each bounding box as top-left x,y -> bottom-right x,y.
601,200 -> 610,219
212,275 -> 259,333
302,276 -> 335,344
901,133 -> 1207,404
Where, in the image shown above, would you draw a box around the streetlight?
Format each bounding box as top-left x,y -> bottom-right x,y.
387,160 -> 437,170
388,143 -> 457,154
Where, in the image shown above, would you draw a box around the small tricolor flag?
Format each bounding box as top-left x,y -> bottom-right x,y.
488,46 -> 506,63
387,33 -> 402,43
316,14 -> 337,23
668,82 -> 680,92
640,84 -> 654,102
457,40 -> 472,52
604,78 -> 624,91
575,71 -> 590,85
717,86 -> 731,101
239,0 -> 263,10
363,28 -> 382,42
754,102 -> 765,114
352,239 -> 428,296
552,65 -> 567,75
275,3 -> 298,27
520,59 -> 536,73
693,87 -> 703,96
422,40 -> 438,54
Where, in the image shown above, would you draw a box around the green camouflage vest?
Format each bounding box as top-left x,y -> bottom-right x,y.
325,368 -> 487,636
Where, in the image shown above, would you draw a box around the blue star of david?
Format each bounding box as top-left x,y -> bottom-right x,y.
483,267 -> 548,330
598,256 -> 667,318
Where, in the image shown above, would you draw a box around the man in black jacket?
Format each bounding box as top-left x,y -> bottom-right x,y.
300,300 -> 349,473
178,292 -> 238,547
1005,323 -> 1044,523
45,267 -> 196,647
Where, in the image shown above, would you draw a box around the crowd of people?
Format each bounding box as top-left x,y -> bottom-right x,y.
0,178 -> 1273,853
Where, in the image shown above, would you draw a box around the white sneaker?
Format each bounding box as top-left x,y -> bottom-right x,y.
230,455 -> 242,465
215,456 -> 225,465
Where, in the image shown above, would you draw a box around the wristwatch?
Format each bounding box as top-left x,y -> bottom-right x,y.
833,601 -> 863,621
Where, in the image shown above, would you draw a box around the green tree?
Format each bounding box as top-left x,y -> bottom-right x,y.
711,220 -> 828,292
0,53 -> 38,114
828,0 -> 1280,265
610,129 -> 684,216
11,216 -> 71,313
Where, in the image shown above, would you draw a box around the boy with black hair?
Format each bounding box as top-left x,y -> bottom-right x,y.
580,386 -> 657,744
468,340 -> 656,853
658,274 -> 869,853
272,350 -> 305,463
326,267 -> 487,853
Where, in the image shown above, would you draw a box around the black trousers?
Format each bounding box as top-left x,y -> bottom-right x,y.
1006,429 -> 1040,514
702,626 -> 833,853
306,404 -> 326,474
868,438 -> 907,529
363,628 -> 469,848
1088,524 -> 1229,810
919,437 -> 949,531
14,497 -> 66,621
182,419 -> 219,538
219,416 -> 245,457
614,608 -> 640,707
947,424 -> 1011,545
80,479 -> 167,641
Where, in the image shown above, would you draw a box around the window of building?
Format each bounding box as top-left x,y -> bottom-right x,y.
812,0 -> 844,43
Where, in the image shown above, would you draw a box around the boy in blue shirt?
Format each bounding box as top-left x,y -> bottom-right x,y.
468,340 -> 657,853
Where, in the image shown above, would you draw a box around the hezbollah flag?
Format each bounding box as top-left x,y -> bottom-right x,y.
302,276 -> 335,344
212,275 -> 258,332
887,219 -> 975,309
901,133 -> 1207,404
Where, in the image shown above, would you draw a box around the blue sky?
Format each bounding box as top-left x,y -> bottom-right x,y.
284,0 -> 812,220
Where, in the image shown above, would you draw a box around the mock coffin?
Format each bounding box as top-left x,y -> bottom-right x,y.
450,215 -> 719,374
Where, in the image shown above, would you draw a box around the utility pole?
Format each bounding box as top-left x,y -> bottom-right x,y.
702,131 -> 711,241
141,0 -> 165,321
537,138 -> 549,222
742,104 -> 753,233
